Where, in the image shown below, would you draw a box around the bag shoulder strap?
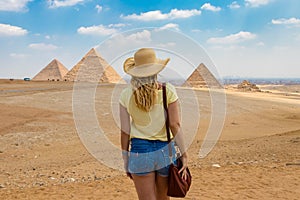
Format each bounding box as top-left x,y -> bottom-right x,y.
162,83 -> 173,159
162,82 -> 171,143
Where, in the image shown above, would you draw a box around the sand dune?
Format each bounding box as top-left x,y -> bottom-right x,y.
0,81 -> 299,199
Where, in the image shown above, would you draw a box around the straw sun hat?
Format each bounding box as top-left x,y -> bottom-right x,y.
123,48 -> 170,77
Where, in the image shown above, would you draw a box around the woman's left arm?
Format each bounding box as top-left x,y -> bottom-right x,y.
119,104 -> 132,179
120,104 -> 130,150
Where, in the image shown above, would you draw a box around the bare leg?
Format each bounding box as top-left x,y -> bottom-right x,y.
155,174 -> 170,200
132,172 -> 156,200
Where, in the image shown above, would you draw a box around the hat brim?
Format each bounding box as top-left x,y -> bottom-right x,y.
124,58 -> 170,77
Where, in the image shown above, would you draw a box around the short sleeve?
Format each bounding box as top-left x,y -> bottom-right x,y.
166,83 -> 178,104
119,87 -> 131,108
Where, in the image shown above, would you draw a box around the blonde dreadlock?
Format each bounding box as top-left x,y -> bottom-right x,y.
131,75 -> 159,112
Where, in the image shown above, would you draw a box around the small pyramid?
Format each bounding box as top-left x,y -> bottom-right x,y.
33,59 -> 68,81
237,80 -> 261,92
182,63 -> 222,88
63,48 -> 123,83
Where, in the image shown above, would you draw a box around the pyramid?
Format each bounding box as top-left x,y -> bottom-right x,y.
33,59 -> 68,81
237,80 -> 261,92
63,48 -> 123,83
182,63 -> 222,88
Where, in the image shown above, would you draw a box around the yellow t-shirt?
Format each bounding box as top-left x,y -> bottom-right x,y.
119,83 -> 178,141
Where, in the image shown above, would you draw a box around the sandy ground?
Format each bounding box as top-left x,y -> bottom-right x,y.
0,80 -> 299,199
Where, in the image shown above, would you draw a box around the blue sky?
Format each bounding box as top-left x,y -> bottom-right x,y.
0,0 -> 300,79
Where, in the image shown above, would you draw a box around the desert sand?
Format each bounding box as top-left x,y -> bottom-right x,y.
0,80 -> 299,199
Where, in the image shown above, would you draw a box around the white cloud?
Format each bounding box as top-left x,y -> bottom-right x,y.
77,24 -> 118,36
28,43 -> 58,50
228,1 -> 241,9
126,30 -> 151,42
256,42 -> 265,46
121,9 -> 201,21
106,30 -> 152,48
191,29 -> 202,33
108,23 -> 128,28
95,4 -> 102,13
168,9 -> 201,19
207,31 -> 256,44
245,0 -> 270,7
157,42 -> 176,48
209,45 -> 246,51
48,0 -> 85,8
157,23 -> 180,31
201,3 -> 221,12
10,53 -> 28,58
0,0 -> 32,12
272,18 -> 300,25
0,23 -> 28,36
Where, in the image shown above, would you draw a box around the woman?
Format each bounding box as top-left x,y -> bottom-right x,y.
119,48 -> 188,200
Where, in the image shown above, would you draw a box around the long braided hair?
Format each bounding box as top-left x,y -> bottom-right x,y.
131,75 -> 159,112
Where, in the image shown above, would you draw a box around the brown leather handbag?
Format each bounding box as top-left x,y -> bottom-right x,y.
162,83 -> 192,198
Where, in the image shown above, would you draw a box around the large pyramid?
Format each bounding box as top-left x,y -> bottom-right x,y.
33,59 -> 68,81
182,63 -> 222,88
63,48 -> 123,83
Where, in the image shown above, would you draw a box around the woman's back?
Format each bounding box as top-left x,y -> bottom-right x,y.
119,82 -> 178,141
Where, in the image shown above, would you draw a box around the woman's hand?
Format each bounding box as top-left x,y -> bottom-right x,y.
124,161 -> 132,179
122,151 -> 132,179
178,153 -> 188,181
